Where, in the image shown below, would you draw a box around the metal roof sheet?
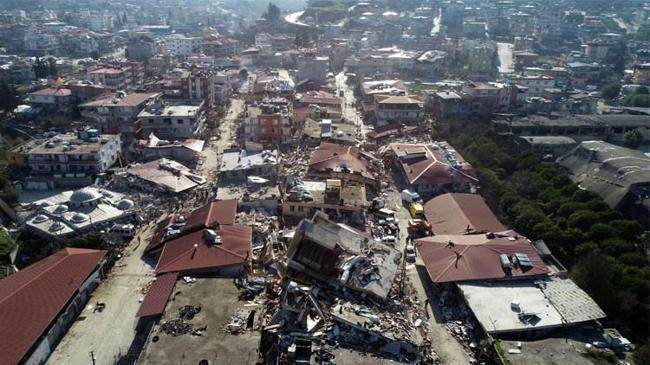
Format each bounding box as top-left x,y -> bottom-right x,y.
415,233 -> 548,283
136,272 -> 178,317
0,248 -> 106,365
423,193 -> 506,235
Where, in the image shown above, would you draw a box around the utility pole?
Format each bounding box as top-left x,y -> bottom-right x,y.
89,351 -> 96,365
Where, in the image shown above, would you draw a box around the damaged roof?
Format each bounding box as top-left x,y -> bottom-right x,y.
0,248 -> 106,365
127,158 -> 206,193
308,142 -> 376,181
387,142 -> 476,186
423,193 -> 506,235
557,140 -> 650,208
459,277 -> 606,334
155,226 -> 251,274
145,200 -> 238,253
415,232 -> 548,283
288,212 -> 398,299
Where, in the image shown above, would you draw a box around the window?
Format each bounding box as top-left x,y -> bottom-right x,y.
177,119 -> 184,124
148,119 -> 154,124
163,118 -> 171,124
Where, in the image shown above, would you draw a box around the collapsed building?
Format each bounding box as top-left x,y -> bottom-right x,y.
121,158 -> 206,194
284,211 -> 398,300
282,177 -> 367,225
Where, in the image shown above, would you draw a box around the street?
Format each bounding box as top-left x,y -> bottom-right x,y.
335,72 -> 371,142
198,98 -> 245,181
46,224 -> 157,365
382,184 -> 473,364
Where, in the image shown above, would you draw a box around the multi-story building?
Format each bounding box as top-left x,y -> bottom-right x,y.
509,75 -> 556,97
374,95 -> 424,125
24,32 -> 60,55
28,87 -> 73,114
297,55 -> 330,83
12,129 -> 121,188
244,102 -> 292,146
88,67 -> 128,90
79,92 -> 161,134
163,34 -> 202,56
137,101 -> 205,139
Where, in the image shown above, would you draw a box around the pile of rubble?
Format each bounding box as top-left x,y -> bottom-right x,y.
160,319 -> 206,337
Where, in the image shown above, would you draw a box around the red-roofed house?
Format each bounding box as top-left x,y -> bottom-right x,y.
423,193 -> 506,235
155,225 -> 251,275
374,94 -> 423,125
79,92 -> 161,134
386,142 -> 477,196
137,199 -> 249,318
145,199 -> 238,253
308,142 -> 378,185
0,248 -> 106,365
415,232 -> 548,283
28,87 -> 73,114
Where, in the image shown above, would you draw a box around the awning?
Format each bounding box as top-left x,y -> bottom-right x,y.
136,272 -> 178,317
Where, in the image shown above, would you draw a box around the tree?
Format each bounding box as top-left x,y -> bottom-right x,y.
295,29 -> 310,47
90,51 -> 100,60
600,82 -> 621,99
624,129 -> 643,149
637,85 -> 649,95
32,57 -> 47,79
47,58 -> 58,77
262,2 -> 281,22
0,80 -> 20,113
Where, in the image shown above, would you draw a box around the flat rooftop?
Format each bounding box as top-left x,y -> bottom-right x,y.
139,105 -> 201,118
24,133 -> 118,155
458,278 -> 605,335
140,278 -> 261,365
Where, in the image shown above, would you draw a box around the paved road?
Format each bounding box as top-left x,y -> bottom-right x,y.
285,11 -> 311,27
497,42 -> 514,75
47,224 -> 157,365
335,72 -> 371,142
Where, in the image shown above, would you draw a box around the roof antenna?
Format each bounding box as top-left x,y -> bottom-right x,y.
454,251 -> 462,268
446,240 -> 455,248
191,243 -> 198,259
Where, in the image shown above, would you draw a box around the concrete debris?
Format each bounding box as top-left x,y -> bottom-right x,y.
160,319 -> 206,336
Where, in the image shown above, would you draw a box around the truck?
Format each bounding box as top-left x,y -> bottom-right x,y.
408,202 -> 424,219
401,189 -> 422,204
408,219 -> 432,237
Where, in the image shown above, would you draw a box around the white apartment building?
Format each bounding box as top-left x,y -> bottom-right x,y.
163,34 -> 202,56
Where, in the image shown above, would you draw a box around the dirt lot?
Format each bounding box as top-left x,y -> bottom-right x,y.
139,278 -> 261,365
46,223 -> 157,365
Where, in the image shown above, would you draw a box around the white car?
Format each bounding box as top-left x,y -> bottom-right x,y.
405,244 -> 416,263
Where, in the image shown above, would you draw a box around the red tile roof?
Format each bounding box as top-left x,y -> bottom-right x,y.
308,142 -> 375,180
155,225 -> 251,274
136,272 -> 178,317
145,214 -> 176,253
389,143 -> 476,186
184,199 -> 237,229
415,233 -> 547,283
145,200 -> 238,253
30,87 -> 72,97
423,193 -> 506,235
0,248 -> 106,365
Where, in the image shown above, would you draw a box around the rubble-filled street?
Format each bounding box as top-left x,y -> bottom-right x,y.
0,1 -> 646,365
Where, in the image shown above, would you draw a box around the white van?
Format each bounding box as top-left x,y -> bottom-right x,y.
110,224 -> 135,237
